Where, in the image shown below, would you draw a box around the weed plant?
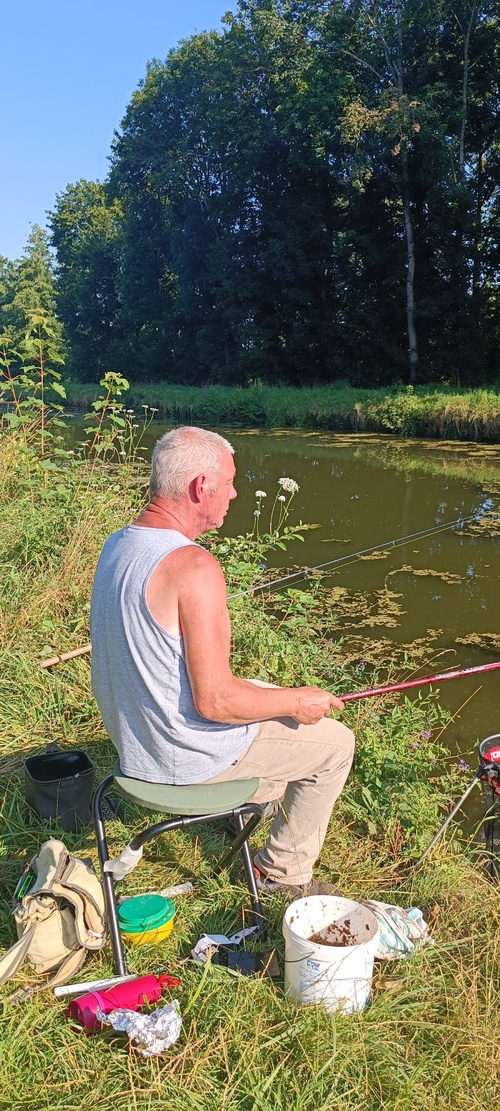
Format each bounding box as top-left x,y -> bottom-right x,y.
65,381 -> 500,443
1,345 -> 499,1110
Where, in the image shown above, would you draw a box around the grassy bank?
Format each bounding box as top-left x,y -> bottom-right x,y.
1,370 -> 499,1110
65,382 -> 500,442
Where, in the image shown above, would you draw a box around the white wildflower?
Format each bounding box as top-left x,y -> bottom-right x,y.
254,509 -> 261,517
255,490 -> 267,498
277,494 -> 286,502
278,477 -> 299,494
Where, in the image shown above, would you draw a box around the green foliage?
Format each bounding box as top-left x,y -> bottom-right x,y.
0,309 -> 67,492
2,4 -> 499,389
344,693 -> 458,852
362,384 -> 421,436
48,180 -> 121,380
80,371 -> 132,457
65,379 -> 500,442
0,225 -> 65,364
1,381 -> 499,1108
207,476 -> 308,599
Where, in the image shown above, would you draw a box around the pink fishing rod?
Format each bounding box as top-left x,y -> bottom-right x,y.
341,660 -> 500,702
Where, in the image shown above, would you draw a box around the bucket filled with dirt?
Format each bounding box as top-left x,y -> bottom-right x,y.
283,896 -> 379,1014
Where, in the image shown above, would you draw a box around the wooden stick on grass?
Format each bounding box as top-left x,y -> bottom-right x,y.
40,644 -> 92,669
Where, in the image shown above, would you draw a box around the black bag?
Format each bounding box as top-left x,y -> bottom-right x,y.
24,744 -> 94,832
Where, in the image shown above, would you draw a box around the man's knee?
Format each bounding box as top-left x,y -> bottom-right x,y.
319,717 -> 355,755
336,724 -> 355,771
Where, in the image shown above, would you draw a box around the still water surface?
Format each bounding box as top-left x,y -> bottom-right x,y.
72,421 -> 500,817
133,426 -> 500,775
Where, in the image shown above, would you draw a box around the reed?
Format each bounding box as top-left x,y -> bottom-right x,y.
65,382 -> 500,442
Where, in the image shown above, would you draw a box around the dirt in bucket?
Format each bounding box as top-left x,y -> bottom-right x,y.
308,917 -> 368,947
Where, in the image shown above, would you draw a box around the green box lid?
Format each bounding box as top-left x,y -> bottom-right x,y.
118,894 -> 175,933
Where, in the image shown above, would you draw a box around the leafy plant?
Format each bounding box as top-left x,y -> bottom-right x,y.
206,476 -> 311,596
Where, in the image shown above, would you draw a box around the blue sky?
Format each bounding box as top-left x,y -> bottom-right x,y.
2,1 -> 236,261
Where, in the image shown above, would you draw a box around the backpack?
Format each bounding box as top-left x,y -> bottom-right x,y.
0,839 -> 106,997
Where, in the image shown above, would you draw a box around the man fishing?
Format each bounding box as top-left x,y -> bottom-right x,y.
90,426 -> 354,898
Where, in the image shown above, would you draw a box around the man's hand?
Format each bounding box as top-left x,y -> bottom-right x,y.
291,687 -> 344,725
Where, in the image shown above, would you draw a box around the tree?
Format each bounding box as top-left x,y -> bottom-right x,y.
308,0 -> 500,384
0,225 -> 65,369
49,181 -> 121,379
45,0 -> 500,386
109,6 -> 357,384
0,256 -> 19,341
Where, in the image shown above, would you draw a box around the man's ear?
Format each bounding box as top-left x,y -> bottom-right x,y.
192,474 -> 206,502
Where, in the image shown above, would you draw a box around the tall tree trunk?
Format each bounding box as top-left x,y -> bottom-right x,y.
459,2 -> 476,174
402,151 -> 418,384
396,6 -> 418,383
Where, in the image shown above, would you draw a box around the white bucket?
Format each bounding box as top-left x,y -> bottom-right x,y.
283,896 -> 380,1014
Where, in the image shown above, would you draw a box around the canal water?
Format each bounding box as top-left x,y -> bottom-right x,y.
134,426 -> 500,764
72,420 -> 500,821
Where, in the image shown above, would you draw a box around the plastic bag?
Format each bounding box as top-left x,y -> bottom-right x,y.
359,899 -> 433,960
98,1000 -> 182,1056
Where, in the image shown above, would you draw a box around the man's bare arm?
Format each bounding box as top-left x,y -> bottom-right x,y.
178,547 -> 343,726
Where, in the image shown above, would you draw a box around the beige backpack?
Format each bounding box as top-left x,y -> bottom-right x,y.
0,839 -> 106,994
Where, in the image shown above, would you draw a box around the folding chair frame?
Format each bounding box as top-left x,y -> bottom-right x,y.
94,775 -> 265,975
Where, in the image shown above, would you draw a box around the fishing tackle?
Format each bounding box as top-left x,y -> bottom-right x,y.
417,734 -> 500,866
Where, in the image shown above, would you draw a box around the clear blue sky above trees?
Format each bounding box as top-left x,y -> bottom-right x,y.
1,0 -> 236,261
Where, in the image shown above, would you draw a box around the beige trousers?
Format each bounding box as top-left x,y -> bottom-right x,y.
205,699 -> 355,886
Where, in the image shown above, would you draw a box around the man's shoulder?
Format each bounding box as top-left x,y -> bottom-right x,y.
164,541 -> 222,575
155,542 -> 226,601
95,526 -> 126,562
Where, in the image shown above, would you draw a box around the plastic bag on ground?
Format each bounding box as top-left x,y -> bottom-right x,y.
98,1000 -> 182,1056
359,899 -> 434,959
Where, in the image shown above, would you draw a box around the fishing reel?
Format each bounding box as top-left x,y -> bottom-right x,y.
478,734 -> 500,798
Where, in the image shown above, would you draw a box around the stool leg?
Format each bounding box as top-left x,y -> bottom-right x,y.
93,777 -> 129,977
234,813 -> 265,933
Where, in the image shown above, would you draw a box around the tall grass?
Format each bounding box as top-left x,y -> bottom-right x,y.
1,366 -> 499,1111
65,382 -> 500,442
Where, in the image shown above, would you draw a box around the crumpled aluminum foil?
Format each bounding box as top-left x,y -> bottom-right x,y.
97,1000 -> 182,1056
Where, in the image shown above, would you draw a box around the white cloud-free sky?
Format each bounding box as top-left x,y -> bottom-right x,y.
1,1 -> 236,260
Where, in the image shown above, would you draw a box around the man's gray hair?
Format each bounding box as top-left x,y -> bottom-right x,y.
150,426 -> 234,500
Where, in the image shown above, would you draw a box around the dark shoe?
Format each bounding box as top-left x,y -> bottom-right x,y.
253,866 -> 341,899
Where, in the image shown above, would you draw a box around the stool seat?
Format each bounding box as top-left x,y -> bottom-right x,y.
113,762 -> 259,815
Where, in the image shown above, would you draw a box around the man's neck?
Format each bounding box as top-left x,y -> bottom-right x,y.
133,498 -> 198,540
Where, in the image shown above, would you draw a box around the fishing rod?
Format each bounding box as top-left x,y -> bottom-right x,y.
39,511 -> 495,669
229,512 -> 490,598
340,660 -> 500,703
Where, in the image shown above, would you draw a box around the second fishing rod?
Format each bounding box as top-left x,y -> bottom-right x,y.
228,511 -> 493,599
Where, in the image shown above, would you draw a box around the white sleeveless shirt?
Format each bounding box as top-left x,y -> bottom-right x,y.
90,526 -> 257,783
